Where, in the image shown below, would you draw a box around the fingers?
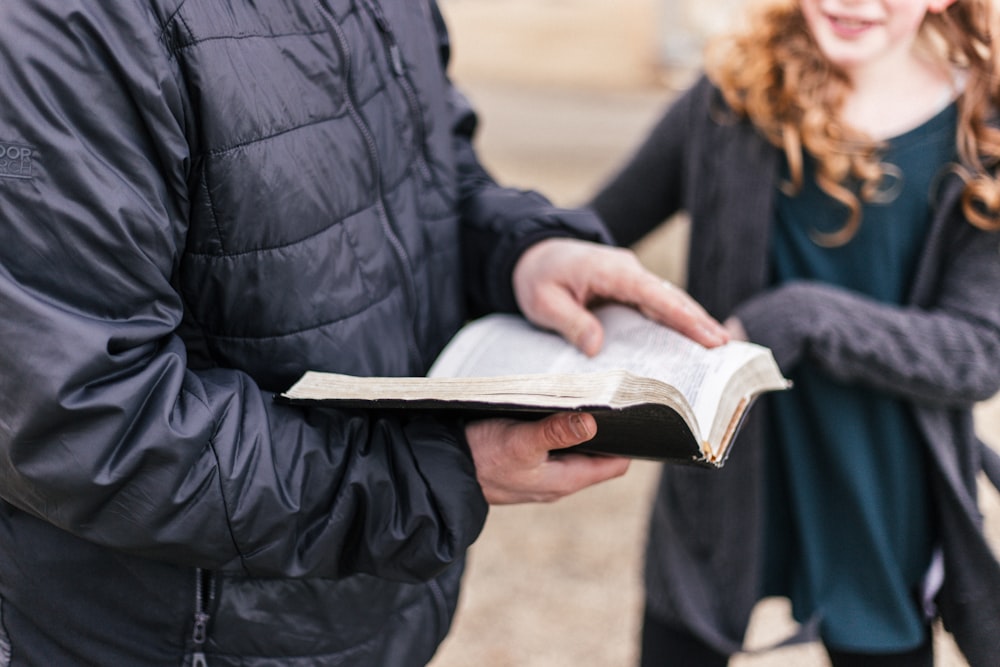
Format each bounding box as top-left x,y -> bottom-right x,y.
527,287 -> 606,356
538,411 -> 598,448
542,450 -> 631,501
465,413 -> 630,505
635,278 -> 729,348
512,238 -> 728,353
512,239 -> 599,353
584,249 -> 726,346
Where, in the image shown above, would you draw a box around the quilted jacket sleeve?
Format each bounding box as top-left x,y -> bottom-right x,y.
0,0 -> 486,584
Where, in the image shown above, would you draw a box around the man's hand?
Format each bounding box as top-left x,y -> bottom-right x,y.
465,412 -> 630,504
512,238 -> 728,356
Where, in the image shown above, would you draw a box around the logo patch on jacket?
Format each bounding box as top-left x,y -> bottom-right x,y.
0,142 -> 34,179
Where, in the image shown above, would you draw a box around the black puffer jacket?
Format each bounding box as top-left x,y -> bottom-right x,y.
0,1 -> 608,665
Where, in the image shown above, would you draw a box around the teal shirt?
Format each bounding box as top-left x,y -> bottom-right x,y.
764,103 -> 958,651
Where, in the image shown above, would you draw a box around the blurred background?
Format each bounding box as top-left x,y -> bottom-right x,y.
429,2 -> 1000,665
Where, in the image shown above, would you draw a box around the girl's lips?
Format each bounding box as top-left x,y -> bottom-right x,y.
827,12 -> 878,38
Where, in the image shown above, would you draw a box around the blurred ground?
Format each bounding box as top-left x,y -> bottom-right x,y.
429,2 -> 1000,666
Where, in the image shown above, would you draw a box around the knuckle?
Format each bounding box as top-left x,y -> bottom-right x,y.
540,415 -> 569,444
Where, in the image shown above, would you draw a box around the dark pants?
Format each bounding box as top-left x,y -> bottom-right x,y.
639,609 -> 934,667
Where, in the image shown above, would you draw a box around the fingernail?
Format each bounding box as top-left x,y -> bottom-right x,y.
578,328 -> 600,356
702,325 -> 728,346
569,413 -> 595,440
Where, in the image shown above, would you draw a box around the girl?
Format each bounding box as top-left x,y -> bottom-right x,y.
589,0 -> 1000,665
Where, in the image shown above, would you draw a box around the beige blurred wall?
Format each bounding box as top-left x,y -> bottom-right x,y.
443,0 -> 674,91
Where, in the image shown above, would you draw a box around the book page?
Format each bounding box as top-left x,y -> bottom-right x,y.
429,304 -> 769,433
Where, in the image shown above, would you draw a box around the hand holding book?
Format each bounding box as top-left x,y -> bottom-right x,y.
464,412 -> 631,504
280,304 -> 790,467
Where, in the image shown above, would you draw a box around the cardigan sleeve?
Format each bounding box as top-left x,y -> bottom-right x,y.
589,77 -> 712,247
735,217 -> 1000,407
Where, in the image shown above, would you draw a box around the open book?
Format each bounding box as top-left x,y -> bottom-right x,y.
279,304 -> 790,467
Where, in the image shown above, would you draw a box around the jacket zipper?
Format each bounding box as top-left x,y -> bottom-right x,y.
314,0 -> 423,370
189,568 -> 213,667
358,0 -> 433,182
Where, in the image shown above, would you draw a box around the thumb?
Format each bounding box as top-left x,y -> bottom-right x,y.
538,412 -> 598,452
533,292 -> 605,357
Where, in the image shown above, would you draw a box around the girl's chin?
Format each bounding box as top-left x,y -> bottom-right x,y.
814,36 -> 877,70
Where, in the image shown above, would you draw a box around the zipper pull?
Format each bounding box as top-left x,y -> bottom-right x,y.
190,610 -> 209,666
389,44 -> 404,77
192,611 -> 209,645
189,568 -> 212,666
362,0 -> 404,76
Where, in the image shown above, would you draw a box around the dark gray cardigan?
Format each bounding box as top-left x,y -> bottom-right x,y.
590,76 -> 1000,666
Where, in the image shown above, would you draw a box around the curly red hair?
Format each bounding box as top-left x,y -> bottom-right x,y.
704,0 -> 1000,245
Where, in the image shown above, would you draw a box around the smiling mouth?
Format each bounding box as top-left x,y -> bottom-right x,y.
827,13 -> 877,35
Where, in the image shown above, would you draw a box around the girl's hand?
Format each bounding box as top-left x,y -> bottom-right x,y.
724,315 -> 749,342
